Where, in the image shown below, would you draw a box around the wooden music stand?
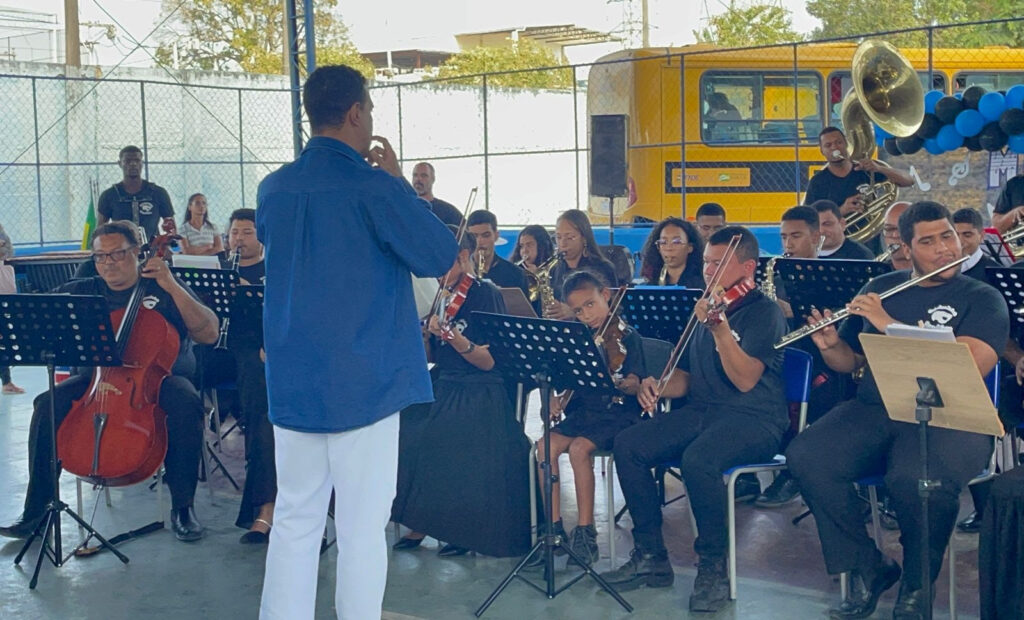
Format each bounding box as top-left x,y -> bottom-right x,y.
859,334 -> 1003,620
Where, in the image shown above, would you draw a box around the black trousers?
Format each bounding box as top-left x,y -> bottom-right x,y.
232,343 -> 276,528
24,373 -> 204,514
786,399 -> 991,589
613,404 -> 781,558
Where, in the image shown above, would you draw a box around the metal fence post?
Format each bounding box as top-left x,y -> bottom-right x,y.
572,65 -> 580,210
140,82 -> 149,179
31,78 -> 44,245
238,88 -> 245,208
680,52 -> 687,219
396,83 -> 404,163
482,73 -> 489,211
793,43 -> 802,205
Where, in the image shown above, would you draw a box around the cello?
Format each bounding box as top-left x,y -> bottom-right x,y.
57,234 -> 181,486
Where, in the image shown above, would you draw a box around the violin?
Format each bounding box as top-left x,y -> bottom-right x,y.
437,273 -> 475,341
704,277 -> 756,326
557,286 -> 629,416
57,234 -> 181,487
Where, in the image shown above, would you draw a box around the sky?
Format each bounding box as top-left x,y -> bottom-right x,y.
25,0 -> 822,68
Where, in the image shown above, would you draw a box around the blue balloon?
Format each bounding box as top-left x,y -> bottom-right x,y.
979,91 -> 1007,122
955,109 -> 985,137
925,89 -> 944,114
1009,133 -> 1024,154
936,124 -> 964,151
875,132 -> 886,147
924,138 -> 944,155
875,125 -> 892,140
1007,84 -> 1024,110
954,92 -> 963,100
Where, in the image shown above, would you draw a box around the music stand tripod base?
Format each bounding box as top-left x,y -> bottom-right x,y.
0,294 -> 129,588
471,312 -> 633,616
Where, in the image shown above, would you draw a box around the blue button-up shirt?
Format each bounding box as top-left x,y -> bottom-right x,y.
257,137 -> 458,433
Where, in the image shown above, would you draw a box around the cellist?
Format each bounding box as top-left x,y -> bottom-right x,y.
0,220 -> 219,542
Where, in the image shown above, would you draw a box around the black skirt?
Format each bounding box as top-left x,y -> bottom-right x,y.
391,372 -> 531,557
553,409 -> 635,451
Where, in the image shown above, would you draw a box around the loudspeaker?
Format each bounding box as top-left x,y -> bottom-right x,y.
590,114 -> 628,197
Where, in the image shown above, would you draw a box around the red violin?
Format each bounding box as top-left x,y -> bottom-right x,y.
57,234 -> 180,487
704,277 -> 756,326
438,273 -> 475,341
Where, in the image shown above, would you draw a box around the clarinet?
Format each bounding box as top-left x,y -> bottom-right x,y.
214,249 -> 240,350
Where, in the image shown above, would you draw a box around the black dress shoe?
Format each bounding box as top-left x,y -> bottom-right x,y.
170,506 -> 205,542
755,472 -> 801,507
733,473 -> 761,502
392,536 -> 424,551
893,581 -> 936,619
828,556 -> 901,619
0,512 -> 44,539
956,510 -> 982,533
438,543 -> 469,557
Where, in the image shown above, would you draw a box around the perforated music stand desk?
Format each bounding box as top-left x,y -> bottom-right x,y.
471,312 -> 631,616
985,267 -> 1024,338
169,266 -> 238,321
0,294 -> 126,588
776,258 -> 891,321
622,286 -> 701,343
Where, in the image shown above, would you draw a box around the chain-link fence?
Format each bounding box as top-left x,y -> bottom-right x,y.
4,18 -> 1024,248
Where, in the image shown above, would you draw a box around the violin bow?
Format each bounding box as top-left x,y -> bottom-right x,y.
427,186 -> 479,320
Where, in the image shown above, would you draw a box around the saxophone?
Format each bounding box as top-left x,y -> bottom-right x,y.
657,264 -> 669,285
535,252 -> 565,311
477,250 -> 489,278
760,253 -> 789,302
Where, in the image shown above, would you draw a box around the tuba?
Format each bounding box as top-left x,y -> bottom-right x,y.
839,40 -> 924,244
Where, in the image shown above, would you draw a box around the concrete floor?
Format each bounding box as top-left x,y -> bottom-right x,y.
0,366 -> 981,619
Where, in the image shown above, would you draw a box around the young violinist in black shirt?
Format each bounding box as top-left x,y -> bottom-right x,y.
530,270 -> 645,567
545,210 -> 618,320
391,226 -> 530,558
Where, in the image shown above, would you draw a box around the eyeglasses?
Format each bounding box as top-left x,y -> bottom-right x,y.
555,234 -> 579,244
655,237 -> 688,248
92,248 -> 134,264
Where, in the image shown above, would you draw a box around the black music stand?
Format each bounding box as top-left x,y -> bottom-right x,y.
170,266 -> 240,489
755,256 -> 774,286
0,294 -> 128,588
986,267 -> 1024,339
774,258 -> 891,321
621,286 -> 702,343
471,312 -> 633,617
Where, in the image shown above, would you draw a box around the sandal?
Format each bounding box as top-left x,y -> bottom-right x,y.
239,518 -> 272,544
2,383 -> 25,395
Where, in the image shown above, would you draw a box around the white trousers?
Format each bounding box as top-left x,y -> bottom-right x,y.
259,413 -> 399,620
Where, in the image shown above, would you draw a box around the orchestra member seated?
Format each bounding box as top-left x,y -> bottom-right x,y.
178,193 -> 224,256
529,270 -> 645,567
813,199 -> 874,260
787,202 -> 1008,619
695,203 -> 727,243
0,220 -> 219,542
511,224 -> 554,273
391,226 -> 530,557
881,202 -> 912,270
545,210 -> 618,320
953,207 -> 999,281
639,217 -> 705,288
602,226 -> 787,612
466,209 -> 528,295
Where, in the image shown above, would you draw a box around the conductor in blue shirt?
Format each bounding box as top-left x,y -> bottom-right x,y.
256,65 -> 459,620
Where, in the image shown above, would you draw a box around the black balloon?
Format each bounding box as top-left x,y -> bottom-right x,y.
883,137 -> 902,156
964,135 -> 983,151
916,113 -> 943,139
961,85 -> 987,110
896,135 -> 924,154
979,122 -> 1008,151
934,96 -> 964,124
999,108 -> 1024,136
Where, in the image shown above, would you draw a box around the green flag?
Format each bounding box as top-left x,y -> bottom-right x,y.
81,184 -> 97,250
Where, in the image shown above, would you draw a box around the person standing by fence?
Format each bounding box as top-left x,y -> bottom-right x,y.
0,222 -> 23,395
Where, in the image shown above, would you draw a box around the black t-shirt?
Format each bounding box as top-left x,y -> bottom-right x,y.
820,238 -> 875,261
54,275 -> 201,374
804,167 -> 871,207
432,278 -> 505,375
238,261 -> 266,285
839,272 -> 1009,405
97,181 -> 174,241
994,174 -> 1024,215
679,289 -> 788,429
483,254 -> 529,297
566,325 -> 646,419
429,198 -> 464,228
549,254 -> 619,301
962,253 -> 999,283
219,259 -> 266,351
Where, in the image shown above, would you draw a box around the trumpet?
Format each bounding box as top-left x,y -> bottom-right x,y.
773,255 -> 968,350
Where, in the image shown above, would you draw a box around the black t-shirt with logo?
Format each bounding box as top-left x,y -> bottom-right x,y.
432,279 -> 505,375
678,289 -> 789,431
994,174 -> 1024,215
804,167 -> 871,207
483,255 -> 529,297
97,181 -> 175,241
839,271 -> 1009,405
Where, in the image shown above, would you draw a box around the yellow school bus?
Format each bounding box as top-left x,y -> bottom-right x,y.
586,43 -> 1024,225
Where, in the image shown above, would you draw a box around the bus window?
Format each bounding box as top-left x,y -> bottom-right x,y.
700,71 -> 823,145
955,71 -> 1024,92
828,71 -> 946,124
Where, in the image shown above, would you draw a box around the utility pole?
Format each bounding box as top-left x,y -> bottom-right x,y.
641,0 -> 649,47
64,0 -> 81,67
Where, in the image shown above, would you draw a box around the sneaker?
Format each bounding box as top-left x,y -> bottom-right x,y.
689,555 -> 730,612
568,524 -> 599,566
600,548 -> 674,591
755,472 -> 801,508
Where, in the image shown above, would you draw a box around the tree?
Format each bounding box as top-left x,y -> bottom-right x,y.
154,0 -> 374,77
693,0 -> 801,48
436,38 -> 573,89
806,0 -> 1024,47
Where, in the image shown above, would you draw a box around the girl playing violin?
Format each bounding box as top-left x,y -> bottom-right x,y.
532,270 -> 646,567
391,226 -> 531,558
